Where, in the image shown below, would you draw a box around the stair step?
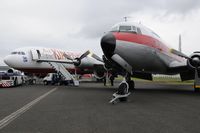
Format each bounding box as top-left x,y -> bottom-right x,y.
48,62 -> 79,86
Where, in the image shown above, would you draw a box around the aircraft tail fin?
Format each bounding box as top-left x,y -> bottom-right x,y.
179,34 -> 182,52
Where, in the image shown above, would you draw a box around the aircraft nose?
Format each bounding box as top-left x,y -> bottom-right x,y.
4,55 -> 13,66
101,32 -> 116,58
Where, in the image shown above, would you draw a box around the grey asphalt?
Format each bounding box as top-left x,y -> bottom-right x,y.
0,81 -> 200,133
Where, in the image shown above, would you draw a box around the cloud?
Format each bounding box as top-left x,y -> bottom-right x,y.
0,0 -> 200,65
77,0 -> 200,38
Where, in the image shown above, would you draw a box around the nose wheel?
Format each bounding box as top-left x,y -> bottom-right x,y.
109,80 -> 131,104
128,80 -> 135,90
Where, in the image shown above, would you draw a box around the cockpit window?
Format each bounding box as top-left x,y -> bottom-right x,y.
132,26 -> 136,31
119,26 -> 132,31
110,24 -> 138,34
136,28 -> 141,34
11,51 -> 25,55
119,25 -> 137,34
110,26 -> 119,32
152,32 -> 160,38
11,52 -> 17,55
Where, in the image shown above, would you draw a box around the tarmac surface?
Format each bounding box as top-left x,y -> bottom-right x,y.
0,81 -> 200,133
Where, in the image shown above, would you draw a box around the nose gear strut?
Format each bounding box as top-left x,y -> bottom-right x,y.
109,73 -> 134,104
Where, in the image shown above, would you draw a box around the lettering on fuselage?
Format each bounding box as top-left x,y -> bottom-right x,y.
23,56 -> 28,62
42,48 -> 80,60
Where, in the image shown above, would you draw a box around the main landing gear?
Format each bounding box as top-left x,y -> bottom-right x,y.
194,69 -> 200,92
110,74 -> 135,104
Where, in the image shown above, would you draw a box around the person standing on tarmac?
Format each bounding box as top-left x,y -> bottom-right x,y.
103,77 -> 106,86
110,75 -> 114,86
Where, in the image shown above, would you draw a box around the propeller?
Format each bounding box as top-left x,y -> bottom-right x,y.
188,56 -> 200,68
171,49 -> 200,69
64,50 -> 104,67
78,50 -> 103,63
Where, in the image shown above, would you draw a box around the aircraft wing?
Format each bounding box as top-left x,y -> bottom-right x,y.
168,49 -> 188,69
156,49 -> 195,81
169,60 -> 187,68
155,49 -> 193,75
36,59 -> 74,64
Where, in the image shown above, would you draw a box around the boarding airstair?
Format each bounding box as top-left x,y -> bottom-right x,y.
49,62 -> 79,86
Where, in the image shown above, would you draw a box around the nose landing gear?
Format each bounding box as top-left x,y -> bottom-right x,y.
109,80 -> 131,104
110,74 -> 134,104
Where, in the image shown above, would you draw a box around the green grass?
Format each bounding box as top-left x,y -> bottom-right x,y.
115,76 -> 194,85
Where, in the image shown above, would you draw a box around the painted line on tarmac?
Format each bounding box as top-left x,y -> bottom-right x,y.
0,87 -> 58,130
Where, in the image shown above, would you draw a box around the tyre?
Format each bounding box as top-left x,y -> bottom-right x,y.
14,78 -> 18,86
118,82 -> 128,95
195,86 -> 200,92
128,80 -> 135,90
194,83 -> 200,92
44,80 -> 48,85
57,82 -> 62,86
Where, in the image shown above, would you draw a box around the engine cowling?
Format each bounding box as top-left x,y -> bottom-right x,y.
74,57 -> 100,68
187,52 -> 200,69
7,69 -> 14,73
93,65 -> 106,79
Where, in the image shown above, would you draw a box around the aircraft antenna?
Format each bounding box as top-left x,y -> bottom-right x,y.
123,16 -> 128,22
123,16 -> 132,22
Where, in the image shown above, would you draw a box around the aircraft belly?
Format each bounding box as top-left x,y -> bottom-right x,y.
114,40 -> 168,73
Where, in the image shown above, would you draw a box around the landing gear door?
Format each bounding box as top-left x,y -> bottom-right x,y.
31,49 -> 41,61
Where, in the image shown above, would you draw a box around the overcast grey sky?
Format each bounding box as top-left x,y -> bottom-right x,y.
0,0 -> 200,65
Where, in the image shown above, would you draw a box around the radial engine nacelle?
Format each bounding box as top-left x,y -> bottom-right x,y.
187,52 -> 200,69
93,65 -> 106,79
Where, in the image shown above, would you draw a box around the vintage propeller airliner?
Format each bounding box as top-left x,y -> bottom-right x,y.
101,21 -> 200,103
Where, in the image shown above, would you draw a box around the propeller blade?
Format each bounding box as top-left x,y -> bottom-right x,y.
79,50 -> 91,60
91,53 -> 103,62
79,50 -> 103,62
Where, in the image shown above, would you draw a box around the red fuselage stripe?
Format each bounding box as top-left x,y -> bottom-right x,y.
112,32 -> 184,61
113,32 -> 169,52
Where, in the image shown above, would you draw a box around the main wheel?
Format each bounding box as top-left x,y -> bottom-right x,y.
128,80 -> 135,90
32,79 -> 36,84
44,80 -> 48,85
14,78 -> 18,86
194,86 -> 200,92
194,83 -> 200,92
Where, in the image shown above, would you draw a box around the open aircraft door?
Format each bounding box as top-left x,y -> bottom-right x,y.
31,49 -> 41,61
